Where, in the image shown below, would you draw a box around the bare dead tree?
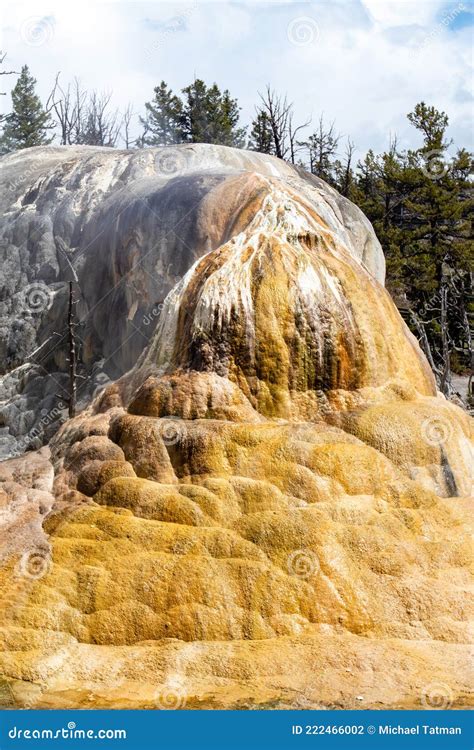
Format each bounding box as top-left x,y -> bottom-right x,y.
0,51 -> 17,96
438,274 -> 452,395
409,310 -> 441,381
48,76 -> 122,147
257,86 -> 292,159
71,78 -> 87,144
256,86 -> 311,163
337,137 -> 356,196
66,280 -> 77,417
0,49 -> 17,133
54,243 -> 86,418
409,261 -> 469,398
48,77 -> 87,145
79,90 -> 121,147
459,300 -> 473,371
121,103 -> 135,149
47,73 -> 81,144
288,112 -> 311,165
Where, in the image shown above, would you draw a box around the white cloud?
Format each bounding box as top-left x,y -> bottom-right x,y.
1,1 -> 472,158
362,0 -> 445,27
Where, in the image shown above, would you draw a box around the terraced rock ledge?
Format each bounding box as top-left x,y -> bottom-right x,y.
0,145 -> 472,709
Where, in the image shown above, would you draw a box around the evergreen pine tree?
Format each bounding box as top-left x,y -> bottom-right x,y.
140,81 -> 182,146
407,102 -> 449,151
248,111 -> 273,154
355,103 -> 473,392
179,79 -> 214,143
0,65 -> 53,152
401,107 -> 472,391
142,79 -> 245,148
217,89 -> 246,147
179,79 -> 245,146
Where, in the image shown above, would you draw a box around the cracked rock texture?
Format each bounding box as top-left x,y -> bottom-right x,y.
0,145 -> 472,710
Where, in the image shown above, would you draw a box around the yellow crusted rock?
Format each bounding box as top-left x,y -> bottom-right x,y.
0,149 -> 472,710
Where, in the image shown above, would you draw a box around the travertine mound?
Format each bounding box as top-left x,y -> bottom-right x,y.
0,144 -> 383,458
0,146 -> 472,710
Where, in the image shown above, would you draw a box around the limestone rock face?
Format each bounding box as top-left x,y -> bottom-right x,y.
0,144 -> 383,458
0,146 -> 472,710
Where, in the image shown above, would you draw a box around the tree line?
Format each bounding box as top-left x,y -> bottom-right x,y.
1,57 -> 472,399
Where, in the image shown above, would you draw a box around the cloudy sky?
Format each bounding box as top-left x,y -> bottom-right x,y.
1,1 -> 472,158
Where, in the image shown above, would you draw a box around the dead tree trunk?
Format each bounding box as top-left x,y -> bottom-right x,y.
67,280 -> 77,418
439,276 -> 452,397
55,243 -> 82,418
409,310 -> 440,379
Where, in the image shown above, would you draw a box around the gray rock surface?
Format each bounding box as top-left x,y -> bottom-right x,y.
0,143 -> 385,458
